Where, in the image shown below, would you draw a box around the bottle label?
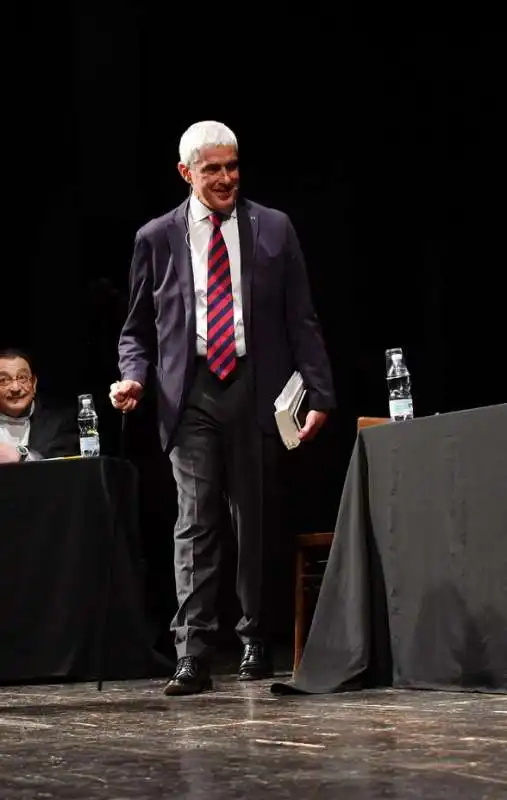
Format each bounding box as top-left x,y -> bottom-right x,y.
80,435 -> 100,456
389,398 -> 414,421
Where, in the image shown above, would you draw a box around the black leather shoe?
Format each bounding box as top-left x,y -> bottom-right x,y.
238,643 -> 273,681
163,656 -> 212,696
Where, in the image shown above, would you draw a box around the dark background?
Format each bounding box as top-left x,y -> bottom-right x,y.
3,17 -> 505,651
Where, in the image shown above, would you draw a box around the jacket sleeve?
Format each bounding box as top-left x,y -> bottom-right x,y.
39,407 -> 80,459
283,216 -> 336,412
118,233 -> 156,386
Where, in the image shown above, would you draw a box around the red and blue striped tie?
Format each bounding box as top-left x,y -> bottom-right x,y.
207,212 -> 237,379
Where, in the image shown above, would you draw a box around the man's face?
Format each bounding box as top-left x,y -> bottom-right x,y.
179,145 -> 239,215
0,357 -> 37,417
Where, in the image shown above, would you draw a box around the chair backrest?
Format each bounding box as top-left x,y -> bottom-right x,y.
357,416 -> 390,431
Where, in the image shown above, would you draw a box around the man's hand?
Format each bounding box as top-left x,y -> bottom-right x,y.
297,410 -> 328,442
109,380 -> 143,413
0,442 -> 21,464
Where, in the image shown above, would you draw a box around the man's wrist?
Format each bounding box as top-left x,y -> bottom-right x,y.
122,376 -> 144,386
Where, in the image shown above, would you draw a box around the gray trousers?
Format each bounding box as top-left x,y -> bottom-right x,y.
169,358 -> 279,660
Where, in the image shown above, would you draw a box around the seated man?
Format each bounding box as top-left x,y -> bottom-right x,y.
0,348 -> 79,463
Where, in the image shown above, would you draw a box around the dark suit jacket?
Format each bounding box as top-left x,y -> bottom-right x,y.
29,399 -> 80,459
118,196 -> 336,451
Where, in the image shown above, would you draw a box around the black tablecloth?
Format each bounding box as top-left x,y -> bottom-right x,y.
0,457 -> 171,684
273,403 -> 507,695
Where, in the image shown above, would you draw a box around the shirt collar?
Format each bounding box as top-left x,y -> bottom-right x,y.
189,193 -> 237,223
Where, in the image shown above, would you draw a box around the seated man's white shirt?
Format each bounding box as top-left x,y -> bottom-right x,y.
0,404 -> 33,447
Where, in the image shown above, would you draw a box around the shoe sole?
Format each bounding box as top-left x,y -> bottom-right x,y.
237,672 -> 274,682
163,679 -> 213,696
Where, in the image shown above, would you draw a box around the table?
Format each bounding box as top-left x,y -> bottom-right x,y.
0,457 -> 171,684
273,403 -> 507,695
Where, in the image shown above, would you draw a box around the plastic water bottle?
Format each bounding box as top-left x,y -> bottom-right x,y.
77,394 -> 100,457
385,347 -> 414,421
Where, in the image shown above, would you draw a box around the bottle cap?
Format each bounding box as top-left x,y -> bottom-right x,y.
78,394 -> 94,410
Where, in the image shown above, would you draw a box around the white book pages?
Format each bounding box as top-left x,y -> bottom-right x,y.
274,371 -> 306,450
274,371 -> 305,412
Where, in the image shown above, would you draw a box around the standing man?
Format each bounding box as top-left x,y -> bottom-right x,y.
110,121 -> 335,695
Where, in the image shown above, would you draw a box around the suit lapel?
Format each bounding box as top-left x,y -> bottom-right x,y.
27,402 -> 48,454
237,199 -> 258,351
167,198 -> 196,325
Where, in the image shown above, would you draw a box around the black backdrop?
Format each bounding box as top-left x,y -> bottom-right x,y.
3,18 -> 505,648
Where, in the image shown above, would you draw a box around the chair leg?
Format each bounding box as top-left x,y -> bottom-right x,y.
293,548 -> 305,674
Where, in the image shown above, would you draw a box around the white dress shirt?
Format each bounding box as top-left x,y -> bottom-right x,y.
0,404 -> 33,446
188,193 -> 246,357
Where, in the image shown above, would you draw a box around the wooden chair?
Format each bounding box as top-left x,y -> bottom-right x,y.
293,531 -> 334,672
292,415 -> 390,673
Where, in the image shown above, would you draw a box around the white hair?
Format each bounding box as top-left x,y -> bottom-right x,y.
179,120 -> 238,167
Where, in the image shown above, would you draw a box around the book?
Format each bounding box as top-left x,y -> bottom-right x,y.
274,371 -> 308,450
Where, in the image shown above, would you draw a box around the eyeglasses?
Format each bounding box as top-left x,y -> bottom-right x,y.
0,374 -> 33,389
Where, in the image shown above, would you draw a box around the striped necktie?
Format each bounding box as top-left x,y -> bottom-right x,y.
207,212 -> 237,379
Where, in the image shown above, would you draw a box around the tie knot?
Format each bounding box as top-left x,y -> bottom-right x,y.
209,212 -> 225,229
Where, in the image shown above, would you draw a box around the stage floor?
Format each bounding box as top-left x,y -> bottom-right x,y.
0,671 -> 506,798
